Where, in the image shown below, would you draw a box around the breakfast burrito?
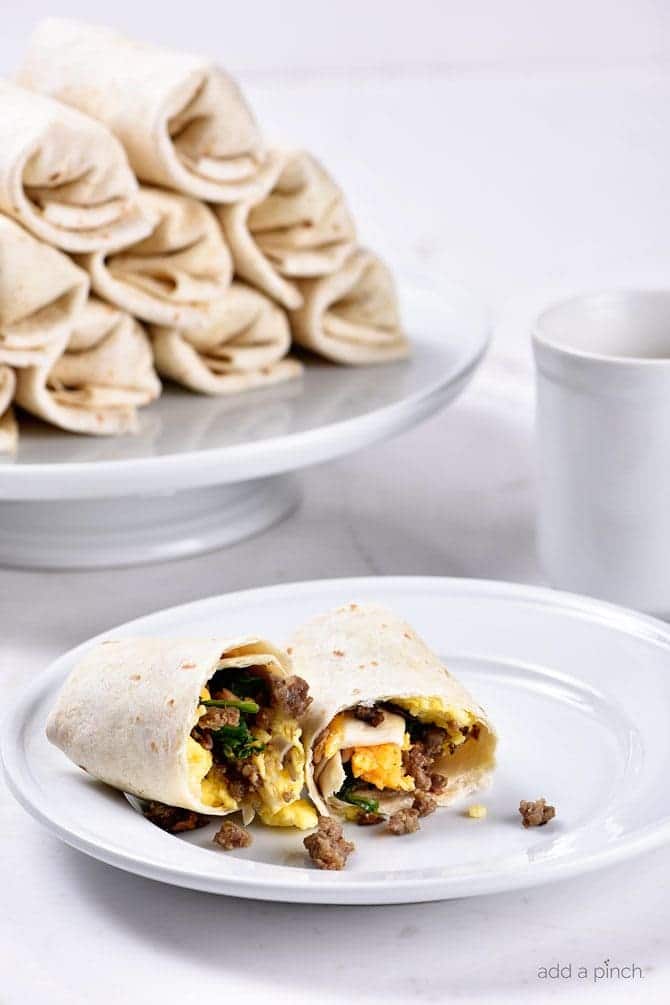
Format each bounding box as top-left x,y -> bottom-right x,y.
80,187 -> 233,332
289,603 -> 496,825
290,249 -> 409,365
0,365 -> 17,453
47,637 -> 317,829
218,149 -> 356,310
0,81 -> 149,253
15,298 -> 160,436
151,282 -> 303,394
0,214 -> 89,368
19,18 -> 266,203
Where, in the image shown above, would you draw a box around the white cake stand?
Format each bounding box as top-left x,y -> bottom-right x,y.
0,284 -> 488,568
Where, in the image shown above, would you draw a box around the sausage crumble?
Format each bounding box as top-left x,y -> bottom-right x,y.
213,820 -> 253,849
387,807 -> 421,835
352,704 -> 385,726
412,791 -> 437,817
304,816 -> 355,870
519,798 -> 556,828
143,800 -> 210,833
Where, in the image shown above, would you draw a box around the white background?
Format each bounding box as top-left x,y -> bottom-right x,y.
2,3 -> 670,1003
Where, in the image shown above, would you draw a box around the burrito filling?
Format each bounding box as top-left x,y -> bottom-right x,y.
187,656 -> 316,830
312,697 -> 486,822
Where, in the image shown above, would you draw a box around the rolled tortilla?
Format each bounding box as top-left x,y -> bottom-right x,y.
0,366 -> 18,453
0,81 -> 150,253
0,214 -> 89,368
288,603 -> 497,819
79,186 -> 233,332
15,298 -> 160,436
290,249 -> 410,365
218,149 -> 356,310
47,636 -> 317,828
151,282 -> 303,394
19,18 -> 266,203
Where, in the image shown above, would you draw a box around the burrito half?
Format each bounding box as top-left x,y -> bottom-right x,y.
289,603 -> 496,822
0,81 -> 150,253
290,249 -> 409,365
47,637 -> 318,829
0,214 -> 89,368
151,282 -> 303,394
15,298 -> 160,436
218,149 -> 356,310
19,18 -> 266,203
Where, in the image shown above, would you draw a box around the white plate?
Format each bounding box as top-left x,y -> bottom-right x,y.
3,576 -> 670,905
0,284 -> 488,567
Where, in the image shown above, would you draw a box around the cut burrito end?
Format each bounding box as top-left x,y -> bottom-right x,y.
311,698 -> 495,821
47,637 -> 314,830
289,603 -> 497,824
188,662 -> 312,827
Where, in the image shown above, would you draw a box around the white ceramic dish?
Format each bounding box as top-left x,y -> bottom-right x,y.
534,289 -> 670,618
3,576 -> 669,905
0,284 -> 488,568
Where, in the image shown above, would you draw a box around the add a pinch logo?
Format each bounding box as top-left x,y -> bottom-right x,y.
537,960 -> 645,983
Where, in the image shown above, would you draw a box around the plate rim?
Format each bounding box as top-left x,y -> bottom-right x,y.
0,283 -> 490,499
4,574 -> 670,905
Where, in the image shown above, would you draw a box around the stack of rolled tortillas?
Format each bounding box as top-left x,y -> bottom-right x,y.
0,18 -> 408,452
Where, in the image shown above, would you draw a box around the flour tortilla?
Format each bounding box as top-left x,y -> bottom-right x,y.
0,214 -> 89,368
47,636 -> 292,815
0,81 -> 150,253
19,18 -> 266,203
151,282 -> 303,394
79,186 -> 233,332
15,298 -> 160,435
218,149 -> 356,310
290,249 -> 409,365
288,603 -> 497,815
0,366 -> 17,453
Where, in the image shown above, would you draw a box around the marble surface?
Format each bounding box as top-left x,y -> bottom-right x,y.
2,64 -> 669,1003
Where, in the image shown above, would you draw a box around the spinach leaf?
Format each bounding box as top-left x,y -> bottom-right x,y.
336,780 -> 380,814
202,698 -> 260,714
212,722 -> 266,762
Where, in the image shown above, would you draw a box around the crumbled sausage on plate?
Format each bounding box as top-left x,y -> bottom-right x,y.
519,798 -> 556,828
412,791 -> 437,817
213,820 -> 253,849
387,807 -> 421,835
304,816 -> 355,870
143,800 -> 210,833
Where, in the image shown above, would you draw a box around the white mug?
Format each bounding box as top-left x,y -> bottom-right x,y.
532,290 -> 670,617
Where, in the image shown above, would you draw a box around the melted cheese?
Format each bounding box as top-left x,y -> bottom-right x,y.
350,740 -> 415,791
322,709 -> 406,759
256,720 -> 305,818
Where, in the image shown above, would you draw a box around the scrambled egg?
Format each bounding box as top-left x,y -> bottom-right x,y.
323,713 -> 345,759
392,695 -> 475,745
256,720 -> 307,821
466,803 -> 487,819
187,735 -> 213,787
350,738 -> 415,791
259,799 -> 317,829
188,704 -> 311,826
